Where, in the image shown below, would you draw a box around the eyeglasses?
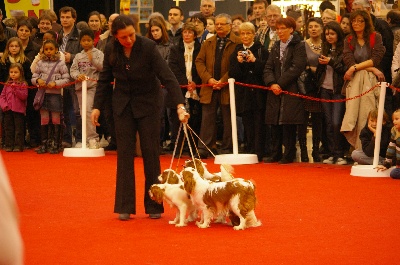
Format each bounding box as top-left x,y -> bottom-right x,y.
351,19 -> 365,24
215,23 -> 230,26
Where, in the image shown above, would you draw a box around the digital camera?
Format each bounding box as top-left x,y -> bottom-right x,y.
240,50 -> 249,59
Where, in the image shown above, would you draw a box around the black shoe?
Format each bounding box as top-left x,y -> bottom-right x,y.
5,147 -> 13,152
119,213 -> 130,221
13,147 -> 23,152
149,213 -> 161,219
263,156 -> 281,163
104,144 -> 117,151
278,157 -> 293,164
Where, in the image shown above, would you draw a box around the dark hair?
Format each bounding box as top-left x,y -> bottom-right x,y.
247,6 -> 253,16
26,17 -> 39,30
340,13 -> 351,22
88,11 -> 101,22
43,39 -> 59,49
253,0 -> 268,8
17,20 -> 33,32
276,17 -> 296,32
349,10 -> 375,37
232,14 -> 245,23
39,14 -> 52,23
170,6 -> 183,16
59,6 -> 77,19
44,30 -> 58,41
79,28 -> 94,40
7,63 -> 26,83
306,17 -> 324,29
182,22 -> 197,37
190,13 -> 207,27
146,17 -> 169,44
387,10 -> 400,25
321,21 -> 345,55
286,10 -> 302,21
319,1 -> 336,12
111,14 -> 136,36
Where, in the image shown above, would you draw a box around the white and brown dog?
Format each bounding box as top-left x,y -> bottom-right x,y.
184,158 -> 234,182
149,183 -> 197,227
158,169 -> 182,184
181,167 -> 261,230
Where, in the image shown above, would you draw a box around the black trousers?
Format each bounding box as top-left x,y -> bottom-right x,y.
269,124 -> 297,161
113,106 -> 163,215
4,111 -> 24,149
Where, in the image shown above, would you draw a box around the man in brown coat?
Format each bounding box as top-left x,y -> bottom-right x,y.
195,13 -> 241,158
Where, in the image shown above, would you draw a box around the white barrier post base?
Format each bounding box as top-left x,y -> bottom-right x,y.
350,165 -> 392,177
63,147 -> 105,157
214,154 -> 258,165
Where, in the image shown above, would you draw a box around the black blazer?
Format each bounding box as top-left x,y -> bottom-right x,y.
94,35 -> 185,118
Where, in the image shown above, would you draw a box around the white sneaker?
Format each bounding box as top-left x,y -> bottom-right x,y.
323,156 -> 334,164
336,157 -> 348,165
89,139 -> 100,149
75,142 -> 82,148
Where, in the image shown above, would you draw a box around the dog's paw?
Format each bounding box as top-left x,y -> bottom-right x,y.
233,225 -> 245,230
168,220 -> 177,225
175,223 -> 187,227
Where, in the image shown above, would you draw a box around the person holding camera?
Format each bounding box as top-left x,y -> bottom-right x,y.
229,22 -> 269,162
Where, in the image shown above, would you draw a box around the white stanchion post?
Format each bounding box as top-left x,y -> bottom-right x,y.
214,78 -> 258,165
229,78 -> 239,155
63,79 -> 105,157
351,82 -> 392,177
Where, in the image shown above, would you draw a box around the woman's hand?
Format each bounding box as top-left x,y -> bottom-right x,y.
318,55 -> 330,65
270,84 -> 282,95
177,106 -> 190,124
344,67 -> 355,81
187,81 -> 196,92
371,67 -> 385,82
91,109 -> 101,126
77,74 -> 87,82
47,82 -> 56,89
237,51 -> 245,63
245,50 -> 256,63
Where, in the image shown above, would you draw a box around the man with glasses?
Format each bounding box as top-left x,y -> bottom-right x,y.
200,0 -> 216,18
256,4 -> 281,52
352,0 -> 394,115
195,13 -> 241,158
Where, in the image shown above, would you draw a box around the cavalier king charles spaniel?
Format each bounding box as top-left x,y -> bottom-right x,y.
181,167 -> 261,230
149,183 -> 197,227
184,158 -> 234,182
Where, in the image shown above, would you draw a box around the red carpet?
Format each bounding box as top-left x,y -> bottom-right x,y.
4,150 -> 400,264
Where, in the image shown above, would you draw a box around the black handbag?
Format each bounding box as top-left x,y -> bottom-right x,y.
297,68 -> 317,95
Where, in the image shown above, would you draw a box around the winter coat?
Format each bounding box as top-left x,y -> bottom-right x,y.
0,82 -> 28,114
24,40 -> 41,63
156,41 -> 172,62
229,41 -> 269,114
70,48 -> 104,90
359,120 -> 391,158
263,33 -> 307,125
31,53 -> 70,94
58,26 -> 81,68
195,32 -> 241,105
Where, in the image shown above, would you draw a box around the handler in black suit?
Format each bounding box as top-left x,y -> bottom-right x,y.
91,15 -> 189,221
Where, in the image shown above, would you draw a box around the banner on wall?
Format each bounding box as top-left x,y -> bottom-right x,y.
4,0 -> 53,18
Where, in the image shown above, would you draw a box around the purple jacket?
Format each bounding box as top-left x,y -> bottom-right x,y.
0,82 -> 28,114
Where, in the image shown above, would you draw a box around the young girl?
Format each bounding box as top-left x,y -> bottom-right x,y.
31,39 -> 70,154
0,37 -> 32,149
376,109 -> 400,179
0,63 -> 28,152
316,21 -> 348,165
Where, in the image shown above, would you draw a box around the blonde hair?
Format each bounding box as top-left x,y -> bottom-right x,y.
1,37 -> 28,64
368,109 -> 389,124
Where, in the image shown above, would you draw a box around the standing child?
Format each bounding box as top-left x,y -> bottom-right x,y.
376,109 -> 400,179
0,63 -> 28,152
70,29 -> 104,149
31,39 -> 70,154
352,109 -> 391,165
0,37 -> 33,149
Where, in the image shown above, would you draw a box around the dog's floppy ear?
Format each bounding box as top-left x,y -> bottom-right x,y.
149,185 -> 164,204
182,170 -> 195,194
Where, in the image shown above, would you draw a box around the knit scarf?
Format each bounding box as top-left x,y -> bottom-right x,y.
184,41 -> 199,101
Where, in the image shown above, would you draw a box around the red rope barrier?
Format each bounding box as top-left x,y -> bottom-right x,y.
0,77 -> 385,104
